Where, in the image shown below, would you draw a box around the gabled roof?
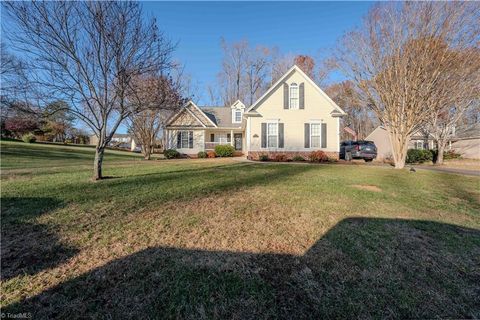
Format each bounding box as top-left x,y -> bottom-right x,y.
165,101 -> 217,128
455,123 -> 480,139
246,65 -> 346,116
201,107 -> 240,128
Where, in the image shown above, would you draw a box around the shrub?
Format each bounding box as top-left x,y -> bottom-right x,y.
292,155 -> 305,162
259,154 -> 269,161
214,144 -> 235,157
207,151 -> 216,158
22,133 -> 36,143
327,157 -> 338,163
443,150 -> 462,160
309,150 -> 328,163
164,149 -> 180,159
406,149 -> 433,164
197,151 -> 208,158
273,154 -> 287,162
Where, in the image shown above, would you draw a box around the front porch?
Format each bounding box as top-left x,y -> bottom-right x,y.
204,129 -> 245,152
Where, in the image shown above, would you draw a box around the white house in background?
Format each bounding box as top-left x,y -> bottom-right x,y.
165,65 -> 346,159
89,133 -> 139,152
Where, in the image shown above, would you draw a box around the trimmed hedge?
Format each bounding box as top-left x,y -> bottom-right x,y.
164,149 -> 180,159
292,155 -> 305,162
197,151 -> 208,158
406,149 -> 433,164
214,144 -> 235,157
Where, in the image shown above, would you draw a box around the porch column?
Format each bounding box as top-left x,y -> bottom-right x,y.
230,129 -> 234,146
202,130 -> 207,151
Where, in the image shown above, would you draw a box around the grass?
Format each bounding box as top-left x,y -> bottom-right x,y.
1,140 -> 479,319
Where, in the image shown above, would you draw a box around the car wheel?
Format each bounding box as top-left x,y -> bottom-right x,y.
345,152 -> 352,161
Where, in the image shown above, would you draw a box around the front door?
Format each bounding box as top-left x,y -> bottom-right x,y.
234,133 -> 242,150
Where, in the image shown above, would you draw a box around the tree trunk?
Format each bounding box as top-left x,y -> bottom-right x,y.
93,146 -> 105,180
143,146 -> 151,160
434,141 -> 445,165
387,129 -> 409,169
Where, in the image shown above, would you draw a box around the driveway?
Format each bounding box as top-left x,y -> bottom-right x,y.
415,166 -> 480,177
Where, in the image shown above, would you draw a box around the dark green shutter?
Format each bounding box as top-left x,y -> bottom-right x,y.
279,123 -> 284,148
177,132 -> 181,148
283,83 -> 289,109
227,133 -> 231,142
304,123 -> 310,148
189,131 -> 193,148
210,134 -> 214,142
261,123 -> 267,148
321,123 -> 327,148
299,83 -> 305,109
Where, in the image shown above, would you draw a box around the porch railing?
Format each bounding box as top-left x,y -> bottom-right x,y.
205,141 -> 231,150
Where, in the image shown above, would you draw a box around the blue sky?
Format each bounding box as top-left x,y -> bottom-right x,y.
142,1 -> 373,104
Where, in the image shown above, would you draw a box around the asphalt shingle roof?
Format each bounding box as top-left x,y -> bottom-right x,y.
200,106 -> 243,128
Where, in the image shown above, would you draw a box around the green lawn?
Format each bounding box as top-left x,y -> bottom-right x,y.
1,140 -> 479,319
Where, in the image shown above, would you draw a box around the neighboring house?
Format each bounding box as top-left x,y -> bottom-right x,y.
89,133 -> 138,151
449,123 -> 480,159
165,65 -> 346,159
366,124 -> 480,160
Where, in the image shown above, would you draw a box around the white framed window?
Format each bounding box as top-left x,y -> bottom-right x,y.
267,123 -> 278,148
290,83 -> 299,109
179,131 -> 190,149
235,110 -> 242,122
310,123 -> 321,148
415,140 -> 423,150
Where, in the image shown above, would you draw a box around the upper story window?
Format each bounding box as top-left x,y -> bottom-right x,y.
234,110 -> 242,122
290,83 -> 299,109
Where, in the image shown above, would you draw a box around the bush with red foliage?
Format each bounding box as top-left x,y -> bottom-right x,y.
309,150 -> 329,162
273,154 -> 287,162
207,151 -> 216,158
5,117 -> 39,138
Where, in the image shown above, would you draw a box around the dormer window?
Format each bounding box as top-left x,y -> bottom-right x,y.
289,83 -> 299,109
232,109 -> 243,123
235,110 -> 242,122
231,100 -> 245,123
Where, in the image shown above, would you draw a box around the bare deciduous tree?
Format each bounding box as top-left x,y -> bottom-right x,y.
126,74 -> 185,160
325,81 -> 378,140
270,51 -> 295,84
294,55 -> 315,79
334,2 -> 480,168
4,1 -> 175,179
244,46 -> 270,105
218,38 -> 248,106
426,47 -> 480,164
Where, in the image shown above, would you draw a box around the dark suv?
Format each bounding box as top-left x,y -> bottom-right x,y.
340,140 -> 377,162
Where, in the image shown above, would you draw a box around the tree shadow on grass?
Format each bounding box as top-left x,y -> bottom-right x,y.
4,218 -> 479,319
1,197 -> 79,281
42,162 -> 321,213
0,163 -> 316,281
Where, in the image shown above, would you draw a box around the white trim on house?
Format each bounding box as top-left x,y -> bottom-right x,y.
309,120 -> 322,149
185,107 -> 207,128
188,101 -> 218,127
336,117 -> 340,152
165,100 -> 218,128
289,82 -> 299,109
246,65 -> 346,115
246,116 -> 251,152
